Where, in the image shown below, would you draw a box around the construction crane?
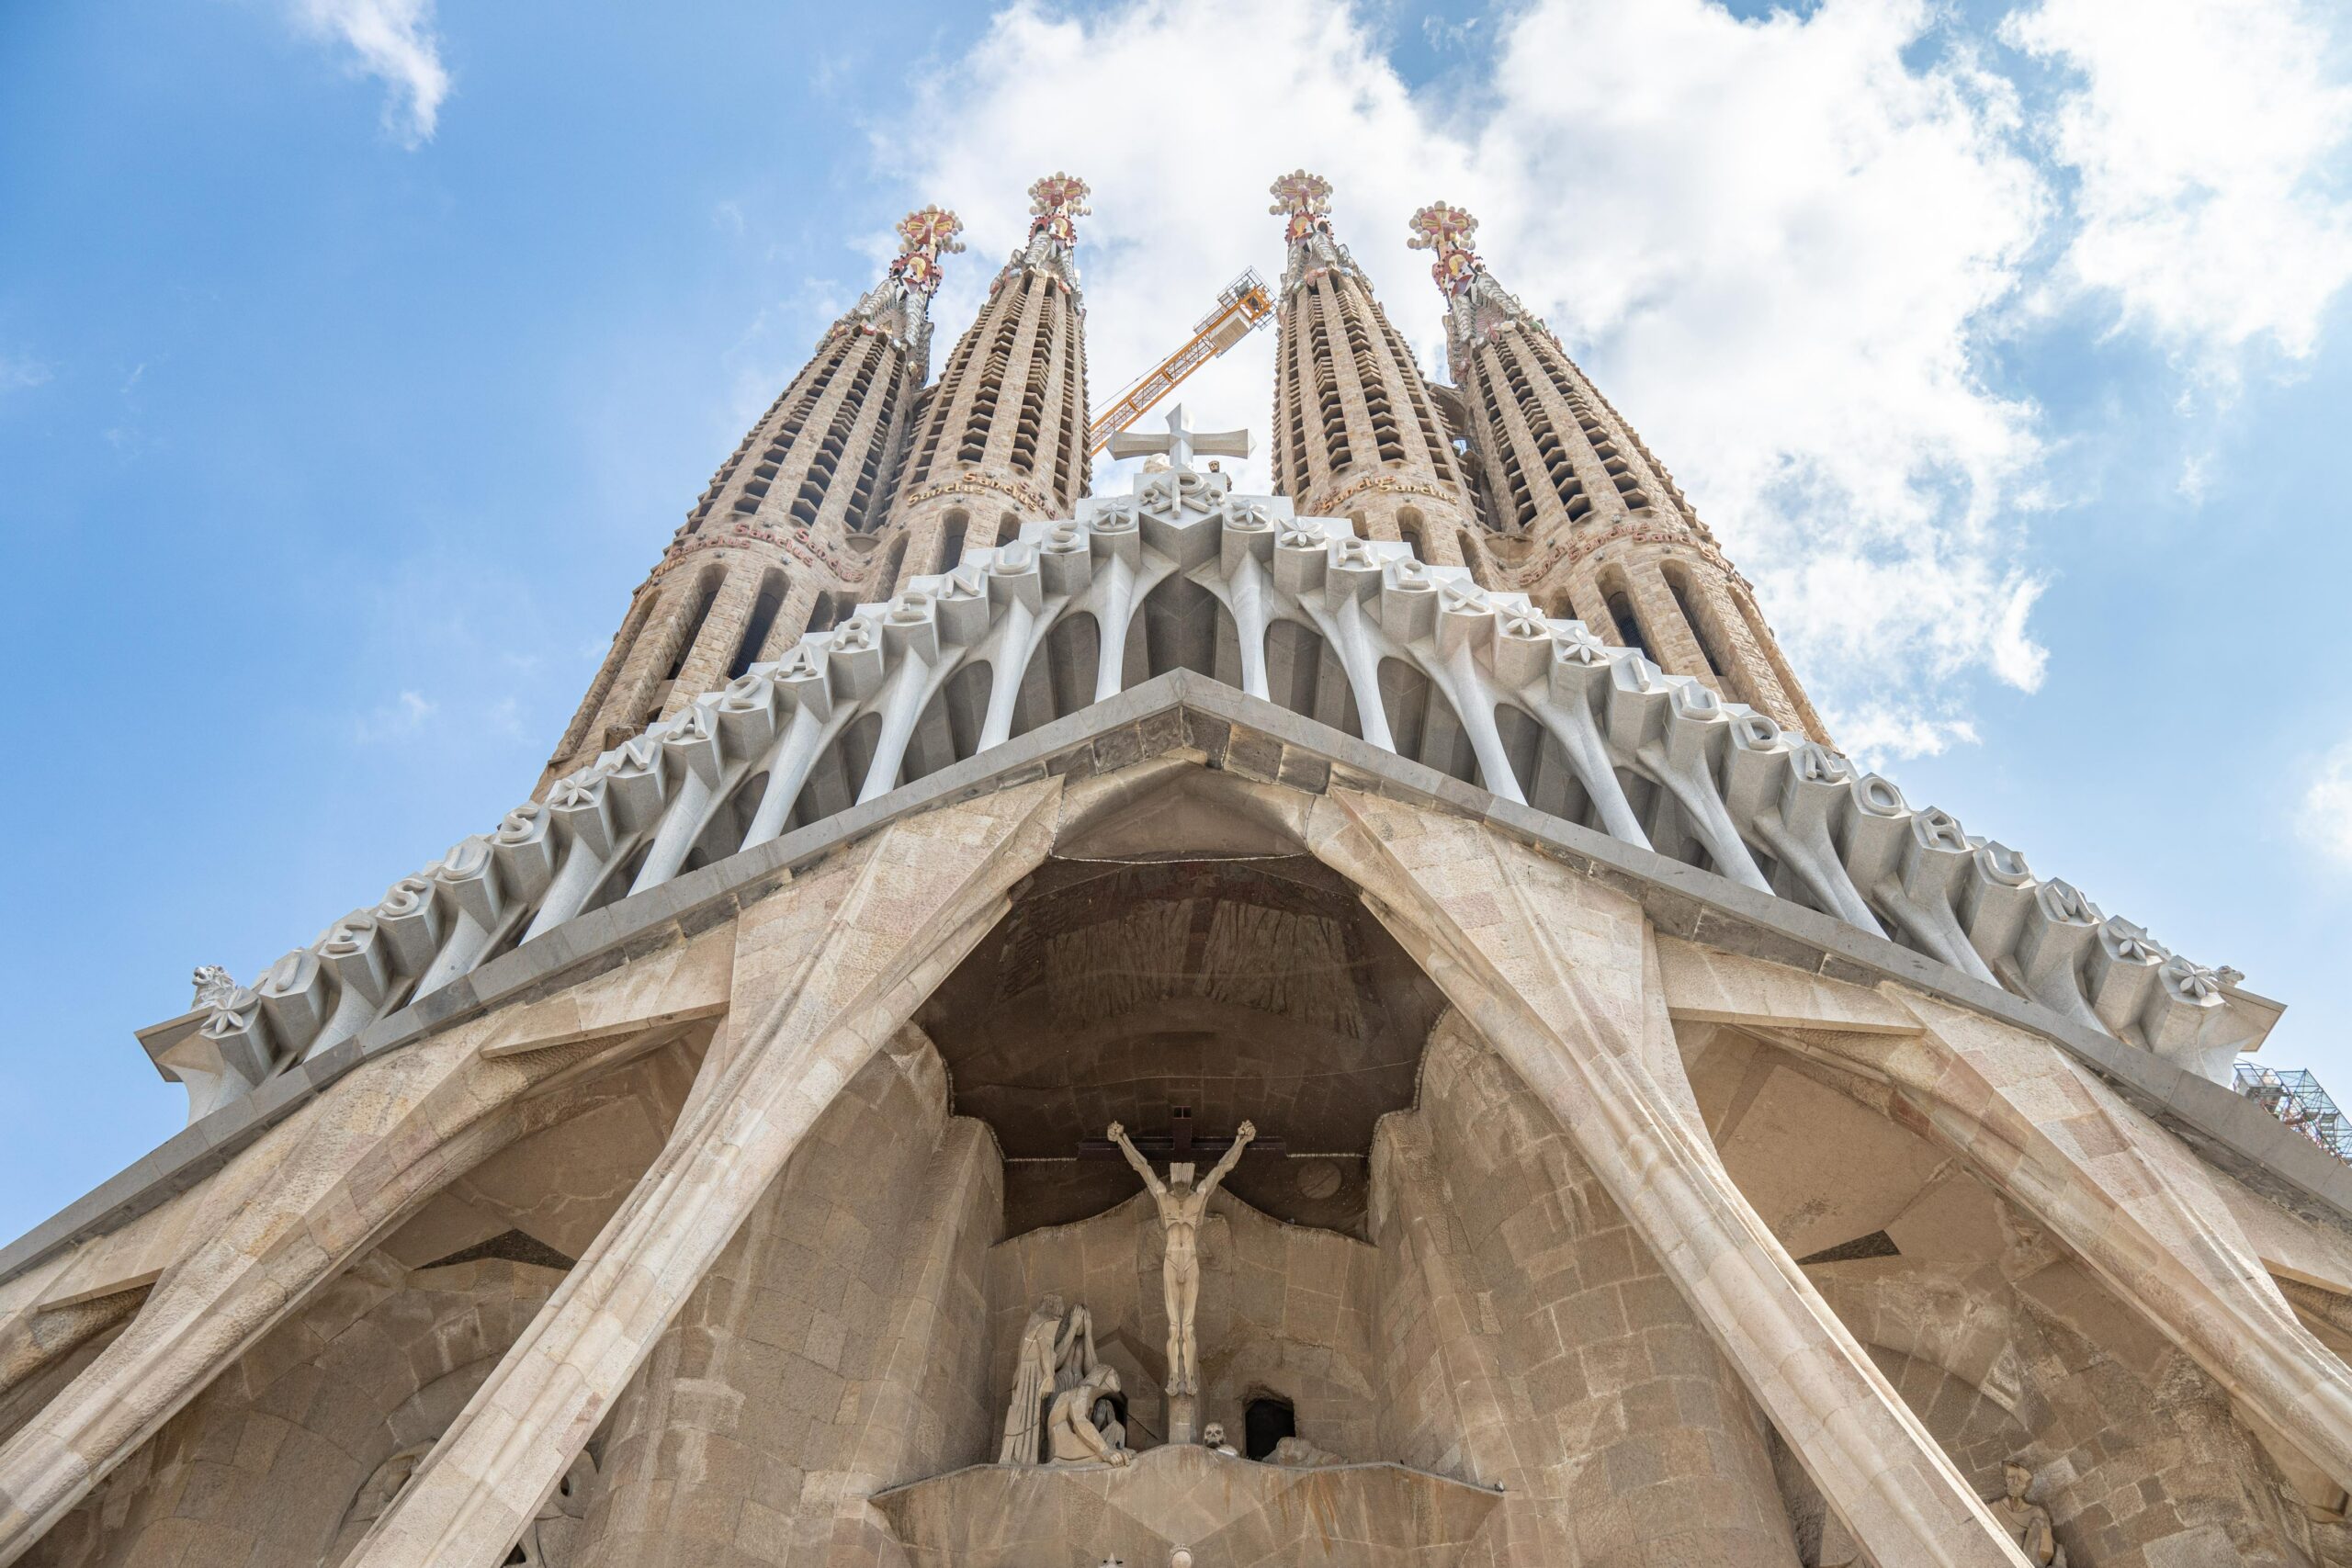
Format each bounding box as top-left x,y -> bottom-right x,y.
1088,269 -> 1275,454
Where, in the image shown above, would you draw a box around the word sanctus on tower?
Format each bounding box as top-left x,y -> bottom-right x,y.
5,173 -> 2351,1568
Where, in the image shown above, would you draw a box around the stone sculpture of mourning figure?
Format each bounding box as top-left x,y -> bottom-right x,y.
1987,1461 -> 2069,1567
1047,1366 -> 1132,1466
999,1294 -> 1097,1463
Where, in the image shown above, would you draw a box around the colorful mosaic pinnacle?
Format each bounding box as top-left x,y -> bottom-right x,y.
1268,169 -> 1334,245
891,204 -> 966,297
1027,173 -> 1091,249
1407,201 -> 1483,298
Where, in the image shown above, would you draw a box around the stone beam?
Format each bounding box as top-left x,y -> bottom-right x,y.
0,935 -> 714,1563
1756,964 -> 2352,1496
343,781 -> 1060,1568
1306,786 -> 2031,1568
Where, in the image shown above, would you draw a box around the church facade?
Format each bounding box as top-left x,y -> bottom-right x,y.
3,173 -> 2351,1568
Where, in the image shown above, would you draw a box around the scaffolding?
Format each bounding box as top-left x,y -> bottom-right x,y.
2234,1062 -> 2352,1164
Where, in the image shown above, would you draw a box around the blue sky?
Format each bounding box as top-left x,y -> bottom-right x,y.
3,0 -> 2350,1247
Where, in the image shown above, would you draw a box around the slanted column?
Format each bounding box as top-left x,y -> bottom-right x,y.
0,928 -> 740,1561
1306,787 -> 2032,1568
345,784 -> 1059,1568
1796,967 -> 2352,1498
571,1046 -> 1001,1567
1399,1012 -> 1805,1565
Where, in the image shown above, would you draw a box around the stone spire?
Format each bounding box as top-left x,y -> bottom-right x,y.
1408,200 -> 1827,739
877,173 -> 1094,593
535,207 -> 961,791
1265,171 -> 1483,572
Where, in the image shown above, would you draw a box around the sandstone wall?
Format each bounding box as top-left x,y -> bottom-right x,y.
1370,1012 -> 1800,1568
28,1256 -> 560,1568
987,1187 -> 1380,1461
572,1038 -> 1001,1568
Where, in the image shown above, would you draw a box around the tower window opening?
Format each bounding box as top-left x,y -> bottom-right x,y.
806,591 -> 842,636
938,509 -> 969,573
1244,1396 -> 1296,1461
876,535 -> 909,598
1665,569 -> 1729,680
1606,590 -> 1649,659
662,571 -> 724,682
1396,506 -> 1426,559
729,572 -> 786,680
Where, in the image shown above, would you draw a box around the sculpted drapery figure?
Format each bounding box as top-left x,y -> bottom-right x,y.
1107,1119 -> 1255,1396
999,1294 -> 1097,1464
1047,1366 -> 1132,1466
1989,1461 -> 2069,1567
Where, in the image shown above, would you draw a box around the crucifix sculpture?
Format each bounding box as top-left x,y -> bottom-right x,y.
1104,1111 -> 1260,1439
1105,404 -> 1250,472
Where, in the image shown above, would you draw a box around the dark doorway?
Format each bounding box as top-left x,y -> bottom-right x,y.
1245,1395 -> 1295,1461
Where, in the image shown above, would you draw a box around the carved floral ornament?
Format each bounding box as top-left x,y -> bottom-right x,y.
159,428 -> 2266,1126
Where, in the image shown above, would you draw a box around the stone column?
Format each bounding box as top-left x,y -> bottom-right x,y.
1369,1116 -> 1536,1552
1855,981 -> 2352,1497
1306,786 -> 2031,1568
344,782 -> 1059,1568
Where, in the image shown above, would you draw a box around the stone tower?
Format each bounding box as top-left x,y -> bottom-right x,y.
537,206 -> 962,790
1408,200 -> 1827,739
877,173 -> 1093,594
1265,171 -> 1485,573
10,177 -> 2348,1568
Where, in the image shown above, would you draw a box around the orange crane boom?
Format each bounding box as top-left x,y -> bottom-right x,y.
1089,269 -> 1275,454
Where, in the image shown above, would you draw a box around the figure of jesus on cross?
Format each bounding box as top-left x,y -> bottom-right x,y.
1106,1117 -> 1256,1398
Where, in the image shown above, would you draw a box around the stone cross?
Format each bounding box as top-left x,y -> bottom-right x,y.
1106,405 -> 1250,472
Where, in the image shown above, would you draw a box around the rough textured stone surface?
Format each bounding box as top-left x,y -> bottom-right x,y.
1367,1014 -> 1800,1567
576,1038 -> 999,1568
871,1443 -> 1499,1567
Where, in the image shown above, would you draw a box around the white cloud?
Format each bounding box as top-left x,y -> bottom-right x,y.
0,353 -> 51,392
2301,739 -> 2352,865
354,689 -> 436,743
293,0 -> 450,146
883,0 -> 2054,754
2004,0 -> 2352,360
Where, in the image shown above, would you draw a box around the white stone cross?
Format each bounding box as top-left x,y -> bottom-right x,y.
1107,404 -> 1250,471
